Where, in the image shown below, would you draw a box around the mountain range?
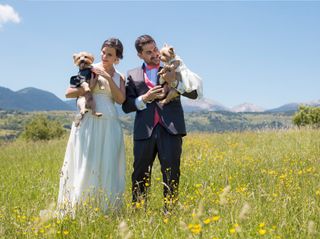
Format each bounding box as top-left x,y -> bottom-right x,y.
0,86 -> 319,113
0,87 -> 73,111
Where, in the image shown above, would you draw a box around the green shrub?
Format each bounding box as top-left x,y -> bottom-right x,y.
22,114 -> 66,141
293,105 -> 320,128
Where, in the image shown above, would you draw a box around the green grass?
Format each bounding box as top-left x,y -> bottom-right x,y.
1,129 -> 320,238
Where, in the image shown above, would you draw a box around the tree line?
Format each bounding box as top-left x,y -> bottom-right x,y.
0,106 -> 319,142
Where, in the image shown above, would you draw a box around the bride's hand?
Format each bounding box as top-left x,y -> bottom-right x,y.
92,67 -> 111,80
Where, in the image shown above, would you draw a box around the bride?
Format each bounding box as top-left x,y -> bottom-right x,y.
57,38 -> 126,216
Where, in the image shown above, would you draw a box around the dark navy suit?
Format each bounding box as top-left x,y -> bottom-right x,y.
122,64 -> 197,204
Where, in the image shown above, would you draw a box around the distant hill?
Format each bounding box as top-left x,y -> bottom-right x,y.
0,86 -> 73,111
0,86 -> 231,113
231,103 -> 265,113
266,103 -> 299,113
181,97 -> 229,112
265,100 -> 320,113
0,85 -> 319,113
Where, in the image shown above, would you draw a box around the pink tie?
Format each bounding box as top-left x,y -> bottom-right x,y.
144,68 -> 161,126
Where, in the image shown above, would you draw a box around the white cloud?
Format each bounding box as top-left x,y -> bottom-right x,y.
0,4 -> 21,28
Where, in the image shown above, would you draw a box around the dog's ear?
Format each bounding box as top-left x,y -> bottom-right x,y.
73,53 -> 79,64
169,47 -> 175,57
73,53 -> 78,61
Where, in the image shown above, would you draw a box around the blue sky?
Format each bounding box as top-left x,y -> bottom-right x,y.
0,1 -> 319,109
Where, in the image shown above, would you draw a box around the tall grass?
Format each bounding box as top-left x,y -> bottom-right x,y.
0,129 -> 319,238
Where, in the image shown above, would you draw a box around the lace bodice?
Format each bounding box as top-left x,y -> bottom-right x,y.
92,67 -> 121,101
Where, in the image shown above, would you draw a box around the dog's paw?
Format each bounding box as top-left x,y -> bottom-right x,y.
94,112 -> 103,117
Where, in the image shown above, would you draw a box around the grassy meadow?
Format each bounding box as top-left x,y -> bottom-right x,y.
0,129 -> 320,238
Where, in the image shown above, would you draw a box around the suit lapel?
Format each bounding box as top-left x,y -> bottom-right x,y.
137,64 -> 162,86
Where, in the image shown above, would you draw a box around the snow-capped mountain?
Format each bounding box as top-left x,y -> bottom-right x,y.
181,97 -> 229,112
1,85 -> 319,113
231,103 -> 265,113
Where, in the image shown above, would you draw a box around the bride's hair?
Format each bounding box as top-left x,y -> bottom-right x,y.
101,38 -> 124,59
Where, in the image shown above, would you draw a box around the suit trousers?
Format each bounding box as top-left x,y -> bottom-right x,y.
132,124 -> 182,203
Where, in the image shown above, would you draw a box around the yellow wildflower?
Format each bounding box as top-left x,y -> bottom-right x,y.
212,215 -> 220,221
203,218 -> 211,224
189,224 -> 202,234
259,223 -> 265,228
259,229 -> 267,235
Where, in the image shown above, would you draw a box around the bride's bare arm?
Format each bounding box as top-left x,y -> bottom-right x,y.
65,87 -> 85,98
106,74 -> 126,104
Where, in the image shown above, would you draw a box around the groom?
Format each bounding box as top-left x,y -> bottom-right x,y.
122,35 -> 198,211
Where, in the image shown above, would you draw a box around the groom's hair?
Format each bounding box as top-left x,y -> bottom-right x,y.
135,35 -> 156,53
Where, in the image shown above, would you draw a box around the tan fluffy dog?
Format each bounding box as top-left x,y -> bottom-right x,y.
157,45 -> 181,104
71,52 -> 103,126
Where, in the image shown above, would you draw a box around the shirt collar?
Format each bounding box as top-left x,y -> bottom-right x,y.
143,62 -> 160,70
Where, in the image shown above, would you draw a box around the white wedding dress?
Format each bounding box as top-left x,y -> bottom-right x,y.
57,68 -> 126,215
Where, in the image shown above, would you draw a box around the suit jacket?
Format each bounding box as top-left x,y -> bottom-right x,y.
122,64 -> 198,140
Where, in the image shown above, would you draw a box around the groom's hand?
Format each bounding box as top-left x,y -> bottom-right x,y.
142,85 -> 164,103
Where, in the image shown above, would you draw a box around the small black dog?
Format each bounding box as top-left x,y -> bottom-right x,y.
70,52 -> 103,126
